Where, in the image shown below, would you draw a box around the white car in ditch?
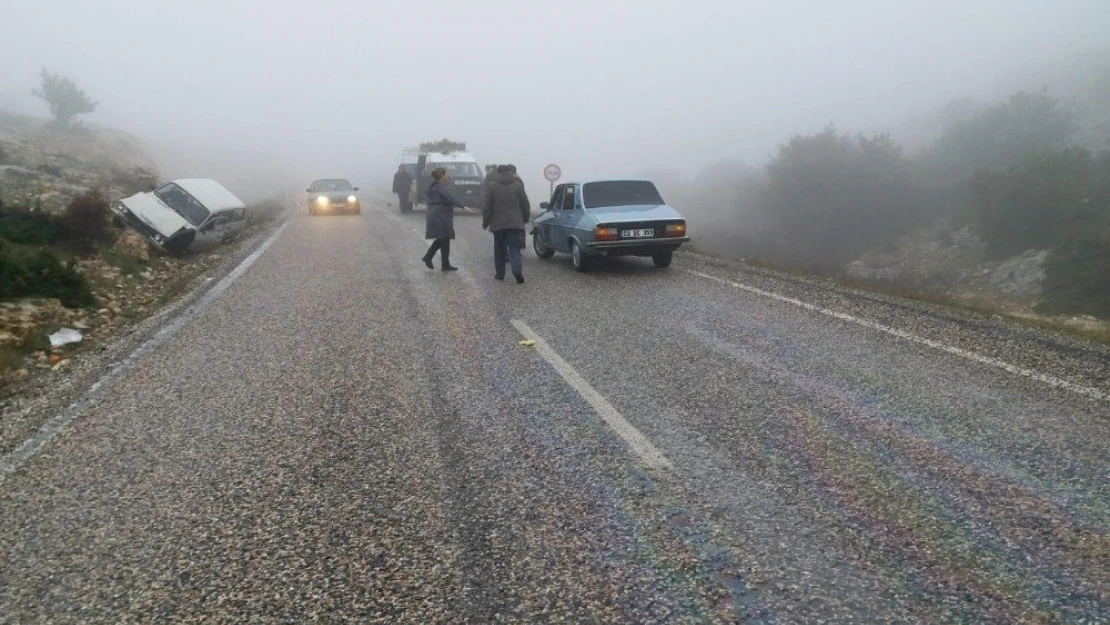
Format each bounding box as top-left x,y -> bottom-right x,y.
111,178 -> 248,254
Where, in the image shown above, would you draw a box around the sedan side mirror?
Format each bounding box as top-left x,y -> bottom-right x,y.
305,188 -> 312,193
353,187 -> 360,191
539,202 -> 550,210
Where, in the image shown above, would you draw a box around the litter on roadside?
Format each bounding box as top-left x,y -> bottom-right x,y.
518,339 -> 536,348
48,327 -> 84,348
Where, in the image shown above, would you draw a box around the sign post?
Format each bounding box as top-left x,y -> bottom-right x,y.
543,164 -> 562,198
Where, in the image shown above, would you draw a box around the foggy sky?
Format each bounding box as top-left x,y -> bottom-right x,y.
2,0 -> 1108,199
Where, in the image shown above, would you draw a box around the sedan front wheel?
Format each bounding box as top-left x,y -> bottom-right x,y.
533,232 -> 555,259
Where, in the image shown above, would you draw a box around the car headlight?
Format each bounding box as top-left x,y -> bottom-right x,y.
316,196 -> 328,205
347,195 -> 357,204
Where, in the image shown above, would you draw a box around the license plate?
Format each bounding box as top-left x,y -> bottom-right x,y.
621,229 -> 655,238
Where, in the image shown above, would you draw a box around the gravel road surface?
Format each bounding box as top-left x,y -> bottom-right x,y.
2,198 -> 1108,623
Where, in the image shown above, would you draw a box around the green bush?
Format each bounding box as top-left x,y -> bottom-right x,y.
1040,231 -> 1110,317
970,148 -> 1100,259
61,189 -> 111,256
759,126 -> 937,268
0,204 -> 66,246
0,241 -> 93,308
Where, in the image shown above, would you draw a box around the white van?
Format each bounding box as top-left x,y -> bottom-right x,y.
413,151 -> 485,209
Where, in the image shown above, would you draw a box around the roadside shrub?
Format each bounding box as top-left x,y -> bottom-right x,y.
970,148 -> 1099,259
61,189 -> 111,256
0,241 -> 25,300
0,241 -> 93,308
0,204 -> 66,245
759,126 -> 936,269
1039,231 -> 1110,318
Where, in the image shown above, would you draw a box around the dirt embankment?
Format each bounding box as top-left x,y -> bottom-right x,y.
0,110 -> 290,391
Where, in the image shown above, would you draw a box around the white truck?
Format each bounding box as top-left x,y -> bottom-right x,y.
407,140 -> 485,211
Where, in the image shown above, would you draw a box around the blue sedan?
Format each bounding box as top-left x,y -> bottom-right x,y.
530,179 -> 690,272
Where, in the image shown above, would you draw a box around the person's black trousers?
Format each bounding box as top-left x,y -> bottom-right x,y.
424,238 -> 451,265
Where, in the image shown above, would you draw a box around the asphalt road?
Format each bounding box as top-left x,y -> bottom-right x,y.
2,198 -> 1108,623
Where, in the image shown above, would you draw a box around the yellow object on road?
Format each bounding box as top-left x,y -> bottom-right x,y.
518,339 -> 536,348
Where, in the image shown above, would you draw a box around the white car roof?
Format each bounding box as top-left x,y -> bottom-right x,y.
173,178 -> 246,212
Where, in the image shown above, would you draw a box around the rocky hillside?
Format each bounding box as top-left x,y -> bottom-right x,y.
842,217 -> 1108,338
0,110 -> 159,212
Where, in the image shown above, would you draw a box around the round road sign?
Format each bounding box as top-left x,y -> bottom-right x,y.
543,164 -> 562,182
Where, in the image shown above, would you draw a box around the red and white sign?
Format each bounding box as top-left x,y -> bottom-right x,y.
543,164 -> 562,182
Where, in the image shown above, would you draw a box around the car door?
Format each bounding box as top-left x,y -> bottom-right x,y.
223,207 -> 247,240
553,184 -> 581,249
541,185 -> 565,250
197,211 -> 232,244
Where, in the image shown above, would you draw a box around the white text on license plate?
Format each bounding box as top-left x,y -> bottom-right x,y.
621,229 -> 655,238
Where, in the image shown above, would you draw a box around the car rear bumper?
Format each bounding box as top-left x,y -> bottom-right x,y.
586,237 -> 689,255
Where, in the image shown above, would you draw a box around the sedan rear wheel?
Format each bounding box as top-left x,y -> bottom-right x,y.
571,241 -> 591,273
533,232 -> 555,259
652,251 -> 673,268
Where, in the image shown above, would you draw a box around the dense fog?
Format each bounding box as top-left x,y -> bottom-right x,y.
1,0 -> 1105,198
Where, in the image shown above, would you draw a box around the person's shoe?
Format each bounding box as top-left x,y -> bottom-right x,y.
442,264 -> 458,272
494,274 -> 505,281
514,274 -> 524,284
422,255 -> 434,269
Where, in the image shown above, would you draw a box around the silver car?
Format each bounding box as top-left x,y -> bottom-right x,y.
530,179 -> 690,272
307,178 -> 361,216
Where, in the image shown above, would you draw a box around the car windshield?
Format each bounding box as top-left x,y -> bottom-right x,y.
582,181 -> 665,208
154,183 -> 210,226
311,179 -> 354,192
431,162 -> 482,178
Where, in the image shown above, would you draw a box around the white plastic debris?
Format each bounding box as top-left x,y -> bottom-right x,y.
48,327 -> 84,348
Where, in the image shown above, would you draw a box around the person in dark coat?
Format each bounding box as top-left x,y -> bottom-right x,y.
392,165 -> 413,212
507,164 -> 528,250
483,164 -> 498,196
482,165 -> 531,283
422,168 -> 472,271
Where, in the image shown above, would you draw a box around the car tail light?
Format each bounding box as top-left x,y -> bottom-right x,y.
665,223 -> 687,237
594,226 -> 619,241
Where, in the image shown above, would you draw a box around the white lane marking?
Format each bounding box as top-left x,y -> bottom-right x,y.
511,320 -> 673,470
0,221 -> 292,487
685,269 -> 1109,402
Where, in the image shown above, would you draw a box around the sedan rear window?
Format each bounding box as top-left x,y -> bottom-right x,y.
582,181 -> 665,208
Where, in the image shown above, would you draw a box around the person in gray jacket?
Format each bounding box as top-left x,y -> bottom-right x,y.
482,165 -> 531,283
